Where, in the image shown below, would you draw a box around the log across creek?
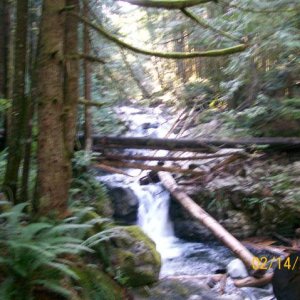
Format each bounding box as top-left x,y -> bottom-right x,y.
91,135 -> 300,152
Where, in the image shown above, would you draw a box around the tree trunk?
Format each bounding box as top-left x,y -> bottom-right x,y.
36,0 -> 69,217
83,1 -> 93,152
64,0 -> 79,155
21,0 -> 40,203
3,0 -> 29,202
0,0 -> 10,99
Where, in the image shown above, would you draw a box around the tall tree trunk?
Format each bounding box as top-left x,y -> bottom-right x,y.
36,0 -> 69,217
21,0 -> 39,203
83,1 -> 93,152
3,0 -> 29,202
0,0 -> 10,99
174,29 -> 187,83
64,0 -> 79,154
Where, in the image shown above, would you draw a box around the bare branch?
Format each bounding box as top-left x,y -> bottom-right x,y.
71,12 -> 247,59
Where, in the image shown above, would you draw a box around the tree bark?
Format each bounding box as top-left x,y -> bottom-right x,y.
0,0 -> 10,99
36,0 -> 69,217
3,0 -> 29,202
21,0 -> 40,203
64,0 -> 79,156
83,1 -> 93,152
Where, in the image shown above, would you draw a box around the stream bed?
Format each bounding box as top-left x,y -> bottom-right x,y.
97,105 -> 275,300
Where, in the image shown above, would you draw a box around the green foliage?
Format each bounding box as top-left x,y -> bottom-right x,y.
198,97 -> 300,138
92,107 -> 127,135
0,202 -> 92,300
72,265 -> 124,300
70,151 -> 113,217
0,99 -> 11,112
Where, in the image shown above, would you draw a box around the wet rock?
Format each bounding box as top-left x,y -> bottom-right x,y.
107,186 -> 139,224
220,210 -> 256,239
132,278 -> 228,300
170,199 -> 216,242
218,296 -> 243,300
95,225 -> 161,287
142,122 -> 159,130
227,259 -> 248,279
241,285 -> 274,300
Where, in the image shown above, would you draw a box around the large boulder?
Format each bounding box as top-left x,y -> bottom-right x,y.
96,225 -> 161,287
107,186 -> 139,224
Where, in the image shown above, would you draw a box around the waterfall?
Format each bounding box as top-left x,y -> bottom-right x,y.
133,183 -> 181,259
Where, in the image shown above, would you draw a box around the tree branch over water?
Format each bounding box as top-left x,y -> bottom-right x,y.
71,13 -> 247,59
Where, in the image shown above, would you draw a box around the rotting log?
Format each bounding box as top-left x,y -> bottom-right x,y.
92,135 -> 300,152
158,171 -> 273,286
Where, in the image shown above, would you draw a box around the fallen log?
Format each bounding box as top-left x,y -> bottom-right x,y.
92,135 -> 300,152
95,163 -> 133,177
99,160 -> 205,176
100,152 -> 242,162
158,171 -> 273,287
234,273 -> 274,288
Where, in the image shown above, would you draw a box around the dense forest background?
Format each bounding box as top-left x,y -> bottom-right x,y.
0,0 -> 299,299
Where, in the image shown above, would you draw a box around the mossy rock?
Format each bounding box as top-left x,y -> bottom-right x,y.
95,225 -> 161,287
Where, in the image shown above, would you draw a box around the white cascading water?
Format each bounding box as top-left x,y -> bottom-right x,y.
133,183 -> 181,260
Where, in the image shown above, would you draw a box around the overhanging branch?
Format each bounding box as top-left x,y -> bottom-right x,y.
117,0 -> 215,9
71,12 -> 247,59
181,8 -> 242,42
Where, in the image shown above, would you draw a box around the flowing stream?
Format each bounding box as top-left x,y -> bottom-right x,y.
98,105 -> 275,299
98,106 -> 234,273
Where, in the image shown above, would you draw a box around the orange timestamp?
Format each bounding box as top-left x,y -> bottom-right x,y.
251,256 -> 300,271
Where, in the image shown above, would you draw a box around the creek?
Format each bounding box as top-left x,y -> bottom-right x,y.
97,105 -> 275,300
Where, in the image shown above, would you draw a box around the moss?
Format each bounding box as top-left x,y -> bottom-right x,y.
92,225 -> 161,287
124,226 -> 161,266
111,226 -> 161,287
